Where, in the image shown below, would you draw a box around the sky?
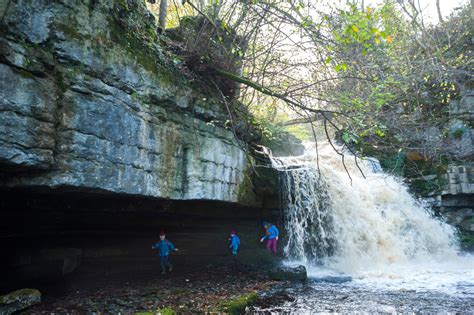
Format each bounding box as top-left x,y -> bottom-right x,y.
365,0 -> 469,24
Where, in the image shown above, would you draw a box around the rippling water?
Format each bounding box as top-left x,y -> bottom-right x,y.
253,256 -> 474,313
254,255 -> 468,314
257,279 -> 473,313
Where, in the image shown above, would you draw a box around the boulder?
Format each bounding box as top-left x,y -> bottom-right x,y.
0,288 -> 41,314
268,265 -> 307,281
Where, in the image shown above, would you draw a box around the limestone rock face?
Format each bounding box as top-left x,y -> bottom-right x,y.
424,164 -> 474,249
0,0 -> 256,204
440,165 -> 474,196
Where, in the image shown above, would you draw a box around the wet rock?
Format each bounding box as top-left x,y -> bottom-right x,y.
313,276 -> 352,284
268,265 -> 307,282
444,208 -> 473,225
251,291 -> 296,310
266,133 -> 304,157
0,288 -> 41,314
459,217 -> 474,232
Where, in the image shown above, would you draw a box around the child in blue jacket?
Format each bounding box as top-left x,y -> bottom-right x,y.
229,230 -> 240,256
152,231 -> 178,274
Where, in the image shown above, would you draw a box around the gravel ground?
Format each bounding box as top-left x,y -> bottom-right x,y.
23,258 -> 281,314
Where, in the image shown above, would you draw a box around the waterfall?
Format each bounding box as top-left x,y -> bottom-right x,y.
270,142 -> 460,274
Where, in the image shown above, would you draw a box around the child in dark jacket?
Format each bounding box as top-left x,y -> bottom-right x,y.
152,231 -> 178,274
228,230 -> 240,256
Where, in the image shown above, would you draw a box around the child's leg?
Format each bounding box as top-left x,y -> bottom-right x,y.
232,245 -> 238,256
165,255 -> 172,272
272,239 -> 277,254
266,239 -> 272,252
160,256 -> 167,273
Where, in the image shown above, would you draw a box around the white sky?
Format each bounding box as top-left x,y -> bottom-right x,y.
365,0 -> 469,24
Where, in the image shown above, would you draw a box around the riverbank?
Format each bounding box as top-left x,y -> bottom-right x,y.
22,257 -> 282,314
21,256 -> 474,314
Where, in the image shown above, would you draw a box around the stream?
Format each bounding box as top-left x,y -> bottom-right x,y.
257,142 -> 474,313
255,270 -> 473,313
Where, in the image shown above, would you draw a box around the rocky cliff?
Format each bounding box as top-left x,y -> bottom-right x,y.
425,162 -> 474,249
0,1 -> 285,292
414,88 -> 474,249
0,0 -> 259,203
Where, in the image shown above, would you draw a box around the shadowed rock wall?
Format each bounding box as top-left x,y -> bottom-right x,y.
0,188 -> 281,293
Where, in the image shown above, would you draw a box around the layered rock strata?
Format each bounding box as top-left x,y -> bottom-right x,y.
0,0 -> 256,203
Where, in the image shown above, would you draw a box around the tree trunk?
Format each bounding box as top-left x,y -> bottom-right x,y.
436,0 -> 444,23
159,0 -> 168,30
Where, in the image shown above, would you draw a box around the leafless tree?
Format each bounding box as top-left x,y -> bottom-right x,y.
163,0 -> 472,177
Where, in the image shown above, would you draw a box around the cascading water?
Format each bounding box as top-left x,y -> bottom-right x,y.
269,142 -> 473,299
278,164 -> 335,262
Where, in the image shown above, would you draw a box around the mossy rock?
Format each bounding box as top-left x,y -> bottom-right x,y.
0,288 -> 41,314
409,178 -> 441,195
219,292 -> 259,315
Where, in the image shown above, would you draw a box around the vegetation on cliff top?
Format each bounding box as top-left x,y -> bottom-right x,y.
146,1 -> 471,179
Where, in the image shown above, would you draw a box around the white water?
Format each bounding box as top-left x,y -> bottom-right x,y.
270,142 -> 474,296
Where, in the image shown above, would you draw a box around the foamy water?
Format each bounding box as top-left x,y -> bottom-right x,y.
271,142 -> 474,299
303,255 -> 474,296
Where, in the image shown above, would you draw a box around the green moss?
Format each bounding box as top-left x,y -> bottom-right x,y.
459,231 -> 474,249
219,292 -> 259,315
237,165 -> 256,205
409,178 -> 442,195
380,151 -> 406,176
117,0 -> 129,11
135,308 -> 176,315
54,22 -> 86,40
451,128 -> 465,139
51,69 -> 69,95
159,127 -> 180,197
106,12 -> 187,87
12,67 -> 36,79
238,162 -> 282,208
158,308 -> 176,315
